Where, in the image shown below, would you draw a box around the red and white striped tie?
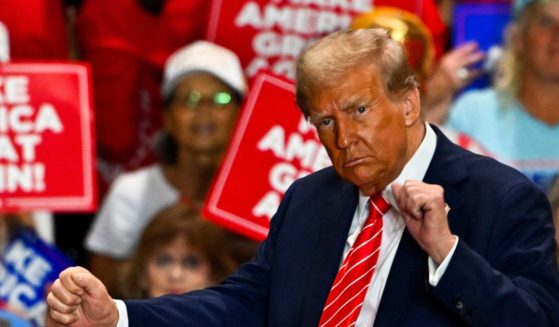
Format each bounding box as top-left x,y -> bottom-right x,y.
319,193 -> 391,327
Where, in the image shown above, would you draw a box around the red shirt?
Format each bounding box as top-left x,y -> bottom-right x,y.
0,0 -> 69,59
206,0 -> 447,82
76,0 -> 210,193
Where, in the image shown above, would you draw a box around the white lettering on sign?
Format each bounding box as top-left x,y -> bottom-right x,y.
269,162 -> 310,193
0,104 -> 63,133
0,264 -> 18,297
235,2 -> 354,34
233,1 -> 373,78
257,124 -> 328,170
9,284 -> 35,307
0,134 -> 42,162
253,32 -> 306,58
0,239 -> 55,326
5,240 -> 52,287
287,0 -> 371,11
0,76 -> 29,104
0,163 -> 46,192
0,75 -> 65,194
257,125 -> 285,158
34,104 -> 63,133
252,117 -> 331,220
252,190 -> 281,219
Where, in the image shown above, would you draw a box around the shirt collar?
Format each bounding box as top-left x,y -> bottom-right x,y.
357,123 -> 437,215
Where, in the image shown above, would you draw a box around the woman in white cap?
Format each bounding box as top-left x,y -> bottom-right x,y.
84,41 -> 255,296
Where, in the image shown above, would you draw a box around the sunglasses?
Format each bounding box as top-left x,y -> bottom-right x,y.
174,90 -> 234,109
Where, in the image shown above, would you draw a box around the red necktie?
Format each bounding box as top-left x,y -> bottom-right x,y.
319,193 -> 391,327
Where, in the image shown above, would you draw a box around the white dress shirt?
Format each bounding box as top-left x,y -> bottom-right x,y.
115,123 -> 458,326
353,123 -> 457,326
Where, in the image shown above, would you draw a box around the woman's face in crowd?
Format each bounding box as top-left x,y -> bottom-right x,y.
145,236 -> 213,298
165,73 -> 240,155
517,2 -> 559,81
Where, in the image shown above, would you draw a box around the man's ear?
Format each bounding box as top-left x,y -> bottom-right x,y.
403,88 -> 421,127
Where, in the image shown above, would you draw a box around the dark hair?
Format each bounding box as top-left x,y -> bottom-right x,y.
296,28 -> 418,117
120,205 -> 236,299
138,0 -> 165,15
154,130 -> 178,165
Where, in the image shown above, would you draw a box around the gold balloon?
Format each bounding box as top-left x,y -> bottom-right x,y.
351,7 -> 435,83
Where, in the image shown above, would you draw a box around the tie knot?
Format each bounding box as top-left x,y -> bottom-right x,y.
369,193 -> 391,216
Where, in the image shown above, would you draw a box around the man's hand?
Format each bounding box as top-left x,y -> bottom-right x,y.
46,266 -> 119,327
392,181 -> 456,264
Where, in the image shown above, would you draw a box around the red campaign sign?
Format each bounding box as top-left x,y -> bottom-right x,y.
206,0 -> 373,80
206,0 -> 445,81
204,73 -> 331,240
0,62 -> 96,212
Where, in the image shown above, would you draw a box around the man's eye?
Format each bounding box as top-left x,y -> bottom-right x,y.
356,105 -> 366,114
320,119 -> 332,127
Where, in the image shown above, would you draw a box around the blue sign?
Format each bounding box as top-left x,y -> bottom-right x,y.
0,229 -> 72,326
453,3 -> 512,91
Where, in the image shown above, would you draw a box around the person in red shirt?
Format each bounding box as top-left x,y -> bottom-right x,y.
0,0 -> 69,60
76,0 -> 211,195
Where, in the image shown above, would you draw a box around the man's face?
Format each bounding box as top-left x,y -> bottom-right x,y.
307,63 -> 416,195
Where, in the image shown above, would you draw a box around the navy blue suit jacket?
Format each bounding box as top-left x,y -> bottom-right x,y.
125,126 -> 559,326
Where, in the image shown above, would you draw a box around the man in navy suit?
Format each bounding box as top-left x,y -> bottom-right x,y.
46,28 -> 559,326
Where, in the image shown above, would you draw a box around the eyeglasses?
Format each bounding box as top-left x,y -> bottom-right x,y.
174,90 -> 234,109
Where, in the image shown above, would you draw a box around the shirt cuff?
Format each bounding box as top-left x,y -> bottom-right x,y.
428,236 -> 459,286
114,299 -> 129,327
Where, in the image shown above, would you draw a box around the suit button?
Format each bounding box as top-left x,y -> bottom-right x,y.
451,298 -> 468,315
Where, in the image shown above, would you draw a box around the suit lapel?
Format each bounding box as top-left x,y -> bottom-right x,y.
300,180 -> 359,326
375,125 -> 468,326
423,126 -> 467,226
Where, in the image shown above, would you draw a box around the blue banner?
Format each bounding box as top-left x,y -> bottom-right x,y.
0,229 -> 72,326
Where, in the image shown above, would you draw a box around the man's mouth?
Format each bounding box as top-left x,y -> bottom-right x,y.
344,157 -> 366,168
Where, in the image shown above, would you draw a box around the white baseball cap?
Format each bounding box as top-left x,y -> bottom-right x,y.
162,41 -> 247,98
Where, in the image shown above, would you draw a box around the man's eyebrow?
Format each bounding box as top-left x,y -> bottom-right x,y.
308,112 -> 330,124
339,95 -> 370,111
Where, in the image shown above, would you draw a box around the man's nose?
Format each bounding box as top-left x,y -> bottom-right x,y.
336,120 -> 356,148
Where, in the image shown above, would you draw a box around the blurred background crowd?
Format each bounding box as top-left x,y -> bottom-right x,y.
1,0 -> 558,325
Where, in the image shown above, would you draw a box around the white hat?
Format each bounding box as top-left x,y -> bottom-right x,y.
162,41 -> 247,98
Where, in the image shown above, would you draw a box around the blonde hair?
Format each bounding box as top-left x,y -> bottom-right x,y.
295,28 -> 418,117
494,0 -> 555,99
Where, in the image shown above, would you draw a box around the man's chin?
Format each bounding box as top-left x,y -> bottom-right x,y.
357,183 -> 381,196
340,175 -> 379,195
349,175 -> 387,196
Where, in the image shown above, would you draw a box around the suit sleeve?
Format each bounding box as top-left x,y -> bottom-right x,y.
123,180 -> 298,326
433,180 -> 559,326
